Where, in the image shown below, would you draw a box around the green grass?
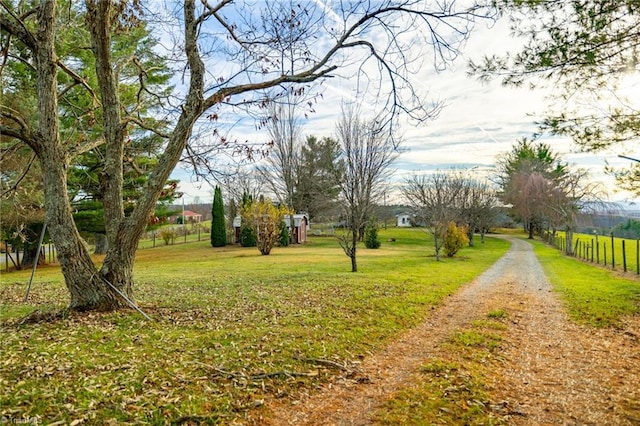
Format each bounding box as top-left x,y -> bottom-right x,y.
551,231 -> 640,272
528,237 -> 640,327
0,228 -> 510,424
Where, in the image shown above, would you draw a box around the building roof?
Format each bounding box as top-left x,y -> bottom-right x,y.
233,214 -> 309,228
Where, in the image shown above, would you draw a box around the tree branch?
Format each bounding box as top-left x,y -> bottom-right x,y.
56,59 -> 101,106
0,108 -> 37,148
0,2 -> 37,51
0,153 -> 36,197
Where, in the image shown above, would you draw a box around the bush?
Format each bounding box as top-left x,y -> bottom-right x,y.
241,200 -> 292,255
365,219 -> 381,249
279,222 -> 290,247
159,229 -> 177,245
239,226 -> 257,247
443,222 -> 469,257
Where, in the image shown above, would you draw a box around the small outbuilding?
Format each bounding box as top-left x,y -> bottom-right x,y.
233,214 -> 309,244
396,213 -> 412,227
170,210 -> 203,224
284,214 -> 309,244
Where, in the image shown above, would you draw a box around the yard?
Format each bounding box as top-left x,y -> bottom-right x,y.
1,228 -> 510,424
2,229 -> 638,424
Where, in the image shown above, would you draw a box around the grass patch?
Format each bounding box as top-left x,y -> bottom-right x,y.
0,229 -> 510,424
448,330 -> 503,351
472,319 -> 508,331
527,238 -> 640,327
487,309 -> 508,319
373,310 -> 509,425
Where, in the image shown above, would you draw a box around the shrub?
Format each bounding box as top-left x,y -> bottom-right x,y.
279,221 -> 290,247
159,229 -> 176,245
365,219 -> 381,249
443,222 -> 469,257
239,226 -> 257,247
241,200 -> 293,255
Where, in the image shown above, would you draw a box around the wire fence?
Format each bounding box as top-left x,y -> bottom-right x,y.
543,231 -> 640,275
2,242 -> 58,273
2,224 -> 215,273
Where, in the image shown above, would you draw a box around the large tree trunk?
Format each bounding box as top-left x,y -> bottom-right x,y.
35,1 -> 126,311
94,233 -> 108,254
20,247 -> 44,269
79,0 -> 204,310
565,229 -> 575,256
40,145 -> 126,310
86,0 -> 125,251
39,140 -> 127,310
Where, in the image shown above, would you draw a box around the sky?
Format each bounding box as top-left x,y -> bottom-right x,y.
170,6 -> 639,206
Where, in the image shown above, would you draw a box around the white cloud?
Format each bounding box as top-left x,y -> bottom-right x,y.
171,8 -> 639,203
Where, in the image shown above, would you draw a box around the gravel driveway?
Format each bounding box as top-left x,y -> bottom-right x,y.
258,236 -> 640,425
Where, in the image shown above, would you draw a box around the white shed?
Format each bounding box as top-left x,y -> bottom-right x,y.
396,214 -> 412,227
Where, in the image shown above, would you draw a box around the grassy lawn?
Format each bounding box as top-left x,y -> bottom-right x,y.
527,237 -> 640,327
0,228 -> 509,425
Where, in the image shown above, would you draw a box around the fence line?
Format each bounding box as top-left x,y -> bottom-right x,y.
543,231 -> 640,275
3,226 -> 210,273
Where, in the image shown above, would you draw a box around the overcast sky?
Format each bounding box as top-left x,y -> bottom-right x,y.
171,10 -> 639,205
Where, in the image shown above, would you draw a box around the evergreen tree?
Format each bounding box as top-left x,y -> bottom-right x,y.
364,218 -> 381,249
472,0 -> 640,195
211,186 -> 227,247
238,191 -> 257,247
279,221 -> 290,247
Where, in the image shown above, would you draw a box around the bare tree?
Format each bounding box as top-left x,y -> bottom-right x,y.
220,168 -> 264,208
459,176 -> 501,245
336,104 -> 397,272
544,169 -> 605,255
504,169 -> 553,239
257,100 -> 303,209
402,172 -> 466,261
0,0 -> 489,310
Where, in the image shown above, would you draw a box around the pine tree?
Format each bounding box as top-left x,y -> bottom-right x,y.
211,186 -> 227,247
364,218 -> 381,249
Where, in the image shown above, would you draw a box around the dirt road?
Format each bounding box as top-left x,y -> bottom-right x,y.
258,236 -> 640,425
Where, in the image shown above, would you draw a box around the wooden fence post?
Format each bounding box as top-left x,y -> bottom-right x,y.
636,238 -> 639,275
622,240 -> 627,273
611,233 -> 615,270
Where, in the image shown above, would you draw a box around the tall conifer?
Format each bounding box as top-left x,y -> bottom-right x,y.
211,186 -> 226,247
